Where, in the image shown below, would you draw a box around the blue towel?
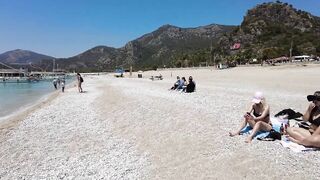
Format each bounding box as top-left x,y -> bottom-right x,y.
240,122 -> 281,139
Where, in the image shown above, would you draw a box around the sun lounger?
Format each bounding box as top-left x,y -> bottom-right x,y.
150,75 -> 163,80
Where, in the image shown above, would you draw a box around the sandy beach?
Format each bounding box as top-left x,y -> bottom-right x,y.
1,64 -> 320,179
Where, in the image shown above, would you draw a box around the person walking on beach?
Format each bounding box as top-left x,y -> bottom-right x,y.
229,92 -> 272,143
286,91 -> 320,142
57,78 -> 61,86
61,80 -> 65,92
77,73 -> 83,93
52,79 -> 58,90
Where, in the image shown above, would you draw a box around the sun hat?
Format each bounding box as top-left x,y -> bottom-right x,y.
307,91 -> 320,101
252,91 -> 264,104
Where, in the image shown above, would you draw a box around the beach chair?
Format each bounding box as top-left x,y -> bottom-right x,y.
150,75 -> 163,81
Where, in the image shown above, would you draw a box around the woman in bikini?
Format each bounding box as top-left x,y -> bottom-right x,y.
286,91 -> 320,143
229,92 -> 273,143
290,126 -> 320,148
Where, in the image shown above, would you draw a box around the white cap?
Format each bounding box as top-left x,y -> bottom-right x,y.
252,91 -> 264,104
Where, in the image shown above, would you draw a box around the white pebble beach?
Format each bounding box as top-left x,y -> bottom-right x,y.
1,64 -> 320,179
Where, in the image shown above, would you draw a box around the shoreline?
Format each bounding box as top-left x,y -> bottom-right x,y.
0,80 -> 77,138
0,75 -> 150,179
0,89 -> 59,138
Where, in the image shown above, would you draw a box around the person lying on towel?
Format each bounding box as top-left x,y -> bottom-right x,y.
286,91 -> 320,144
229,92 -> 272,143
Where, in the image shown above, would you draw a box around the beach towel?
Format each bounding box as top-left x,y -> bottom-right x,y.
240,126 -> 269,139
280,138 -> 319,153
240,117 -> 284,140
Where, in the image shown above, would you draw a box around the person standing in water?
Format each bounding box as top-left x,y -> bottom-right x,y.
52,79 -> 58,90
77,73 -> 83,93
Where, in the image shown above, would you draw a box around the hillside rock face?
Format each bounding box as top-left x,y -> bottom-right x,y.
218,1 -> 320,60
243,2 -> 320,33
0,49 -> 53,64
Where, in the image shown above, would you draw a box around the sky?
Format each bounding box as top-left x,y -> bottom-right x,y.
0,0 -> 319,58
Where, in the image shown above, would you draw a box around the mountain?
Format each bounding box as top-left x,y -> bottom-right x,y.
54,24 -> 236,72
14,1 -> 320,72
0,49 -> 54,65
217,1 -> 320,63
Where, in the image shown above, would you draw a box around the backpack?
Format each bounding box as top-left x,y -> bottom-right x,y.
80,76 -> 84,83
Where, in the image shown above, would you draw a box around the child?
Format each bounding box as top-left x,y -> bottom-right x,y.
61,81 -> 65,92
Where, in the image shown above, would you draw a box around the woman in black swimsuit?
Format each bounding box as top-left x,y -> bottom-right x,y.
287,91 -> 320,143
229,92 -> 272,143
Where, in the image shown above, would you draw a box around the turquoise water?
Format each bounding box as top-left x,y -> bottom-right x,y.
0,79 -> 74,119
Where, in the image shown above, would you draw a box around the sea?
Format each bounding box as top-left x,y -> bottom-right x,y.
0,78 -> 74,120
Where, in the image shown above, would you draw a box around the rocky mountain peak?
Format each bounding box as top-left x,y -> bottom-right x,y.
241,1 -> 320,34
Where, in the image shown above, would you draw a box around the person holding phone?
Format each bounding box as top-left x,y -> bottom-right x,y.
286,91 -> 320,142
229,92 -> 272,143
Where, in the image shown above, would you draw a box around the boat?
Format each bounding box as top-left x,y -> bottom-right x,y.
29,69 -> 69,81
0,62 -> 39,83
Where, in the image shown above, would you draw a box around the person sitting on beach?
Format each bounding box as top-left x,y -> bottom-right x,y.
289,126 -> 320,148
286,91 -> 320,142
170,76 -> 181,90
176,77 -> 186,90
182,77 -> 188,90
185,76 -> 196,93
229,92 -> 272,143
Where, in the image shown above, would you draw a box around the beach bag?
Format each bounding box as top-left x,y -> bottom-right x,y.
80,77 -> 84,83
257,129 -> 281,141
